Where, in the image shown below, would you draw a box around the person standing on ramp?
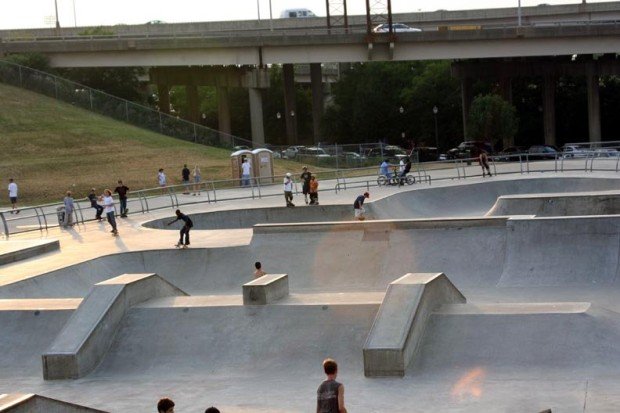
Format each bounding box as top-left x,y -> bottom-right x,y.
317,358 -> 348,413
167,209 -> 193,248
354,192 -> 369,221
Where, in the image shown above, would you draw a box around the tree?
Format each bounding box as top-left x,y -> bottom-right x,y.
4,53 -> 51,72
467,94 -> 519,149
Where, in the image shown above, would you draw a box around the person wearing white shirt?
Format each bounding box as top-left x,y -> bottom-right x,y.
283,173 -> 295,207
7,178 -> 18,214
241,158 -> 252,187
158,168 -> 167,194
103,189 -> 118,235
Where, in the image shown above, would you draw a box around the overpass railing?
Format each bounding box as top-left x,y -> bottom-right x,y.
3,151 -> 619,238
0,59 -> 255,150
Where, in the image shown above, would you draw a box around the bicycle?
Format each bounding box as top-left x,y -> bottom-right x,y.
377,167 -> 415,186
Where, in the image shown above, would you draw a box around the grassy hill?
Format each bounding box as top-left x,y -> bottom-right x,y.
0,83 -> 310,206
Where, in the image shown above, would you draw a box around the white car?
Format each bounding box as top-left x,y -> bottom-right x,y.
373,23 -> 422,33
562,145 -> 588,158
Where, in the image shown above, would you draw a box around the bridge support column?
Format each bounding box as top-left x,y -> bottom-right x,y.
543,74 -> 556,146
460,77 -> 473,139
249,87 -> 265,146
157,85 -> 170,114
185,85 -> 200,123
217,86 -> 232,143
586,65 -> 601,142
283,63 -> 298,145
310,63 -> 324,145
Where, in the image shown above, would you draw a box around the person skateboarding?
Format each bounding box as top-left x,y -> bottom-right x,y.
479,151 -> 492,177
167,209 -> 193,248
354,192 -> 369,221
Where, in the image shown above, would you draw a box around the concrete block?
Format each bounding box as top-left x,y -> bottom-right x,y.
363,273 -> 465,377
42,273 -> 187,380
0,393 -> 108,412
0,240 -> 60,266
243,274 -> 289,305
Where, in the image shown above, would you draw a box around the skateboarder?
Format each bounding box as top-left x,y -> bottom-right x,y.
114,180 -> 129,217
317,358 -> 347,413
167,209 -> 193,248
479,151 -> 492,177
354,192 -> 369,221
284,173 -> 295,207
300,166 -> 312,204
103,189 -> 118,235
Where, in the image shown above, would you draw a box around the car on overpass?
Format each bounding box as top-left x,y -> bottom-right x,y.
280,8 -> 316,18
373,23 -> 422,33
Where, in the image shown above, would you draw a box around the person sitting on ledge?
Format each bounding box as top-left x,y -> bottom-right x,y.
205,407 -> 221,413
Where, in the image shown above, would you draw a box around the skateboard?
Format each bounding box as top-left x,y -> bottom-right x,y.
111,231 -> 119,237
174,244 -> 189,249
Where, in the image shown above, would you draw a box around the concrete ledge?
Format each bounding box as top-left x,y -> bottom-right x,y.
486,191 -> 620,217
243,274 -> 289,305
0,240 -> 59,266
42,273 -> 187,380
363,273 -> 465,377
0,393 -> 108,412
253,217 -> 508,234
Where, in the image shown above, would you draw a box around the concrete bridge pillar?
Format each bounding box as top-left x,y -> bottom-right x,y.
249,87 -> 265,146
157,85 -> 170,114
185,85 -> 200,123
543,75 -> 556,146
310,63 -> 324,145
216,86 -> 232,142
586,64 -> 601,142
283,63 -> 298,145
460,77 -> 473,139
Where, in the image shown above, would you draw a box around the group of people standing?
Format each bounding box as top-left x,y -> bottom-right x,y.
283,166 -> 319,207
83,180 -> 129,235
158,165 -> 203,196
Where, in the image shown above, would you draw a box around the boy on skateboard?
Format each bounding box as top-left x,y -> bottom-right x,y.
167,209 -> 193,248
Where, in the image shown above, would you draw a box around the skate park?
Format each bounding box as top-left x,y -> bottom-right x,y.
1,169 -> 620,412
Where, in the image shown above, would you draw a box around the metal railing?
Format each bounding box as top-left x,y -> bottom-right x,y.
0,60 -> 256,150
1,151 -> 619,238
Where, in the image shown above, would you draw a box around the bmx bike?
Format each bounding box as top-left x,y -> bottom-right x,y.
377,172 -> 415,186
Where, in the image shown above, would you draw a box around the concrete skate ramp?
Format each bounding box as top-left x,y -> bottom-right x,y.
412,303 -> 620,376
499,216 -> 620,287
0,219 -> 508,298
0,309 -> 73,375
91,303 -> 377,378
486,191 -> 620,217
143,176 -> 620,229
0,393 -> 108,412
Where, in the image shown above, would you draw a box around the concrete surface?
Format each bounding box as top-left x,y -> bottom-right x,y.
363,273 -> 466,377
1,173 -> 620,411
242,274 -> 289,305
0,393 -> 108,412
42,273 -> 187,380
0,240 -> 59,266
486,190 -> 620,217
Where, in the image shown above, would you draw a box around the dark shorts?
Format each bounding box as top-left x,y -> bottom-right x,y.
10,197 -> 17,203
302,183 -> 310,194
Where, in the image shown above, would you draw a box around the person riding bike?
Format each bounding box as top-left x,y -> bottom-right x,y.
399,157 -> 412,186
379,159 -> 391,181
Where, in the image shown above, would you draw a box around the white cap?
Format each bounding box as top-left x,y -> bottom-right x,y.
286,172 -> 291,177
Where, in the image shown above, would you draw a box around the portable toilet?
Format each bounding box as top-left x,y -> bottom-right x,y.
252,148 -> 274,184
231,149 -> 254,186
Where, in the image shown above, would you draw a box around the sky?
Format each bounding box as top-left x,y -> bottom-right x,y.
0,0 -> 611,30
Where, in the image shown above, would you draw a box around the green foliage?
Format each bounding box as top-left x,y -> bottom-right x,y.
78,27 -> 115,36
4,53 -> 51,72
467,94 -> 518,149
57,66 -> 145,102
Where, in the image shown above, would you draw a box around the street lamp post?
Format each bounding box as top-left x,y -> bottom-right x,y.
517,0 -> 522,27
54,0 -> 61,35
433,106 -> 439,150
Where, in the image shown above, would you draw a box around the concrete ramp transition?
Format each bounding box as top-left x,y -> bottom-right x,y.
42,273 -> 187,380
486,191 -> 620,217
363,273 -> 466,377
0,393 -> 107,412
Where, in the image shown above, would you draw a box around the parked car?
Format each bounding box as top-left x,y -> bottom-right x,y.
373,23 -> 422,33
343,152 -> 367,162
528,145 -> 559,160
561,144 -> 588,158
497,146 -> 526,162
447,141 -> 493,160
593,148 -> 620,157
284,145 -> 306,159
413,147 -> 439,162
232,145 -> 251,152
366,145 -> 409,163
297,147 -> 331,158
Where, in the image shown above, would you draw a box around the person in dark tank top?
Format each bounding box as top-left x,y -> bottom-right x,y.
317,358 -> 347,413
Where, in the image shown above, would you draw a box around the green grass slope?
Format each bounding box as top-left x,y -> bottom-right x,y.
0,83 -> 306,206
